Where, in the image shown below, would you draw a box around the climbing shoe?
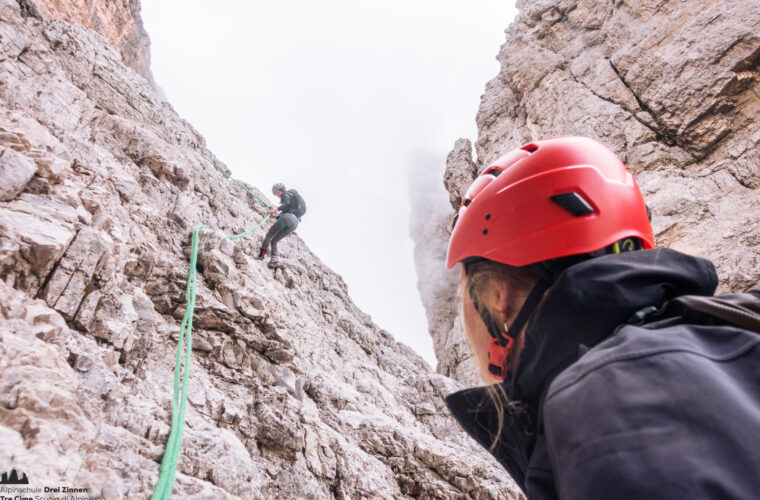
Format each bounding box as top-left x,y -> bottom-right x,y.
255,249 -> 266,260
268,256 -> 278,268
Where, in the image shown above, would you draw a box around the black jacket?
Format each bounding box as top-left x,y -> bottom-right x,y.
446,248 -> 760,499
278,189 -> 303,216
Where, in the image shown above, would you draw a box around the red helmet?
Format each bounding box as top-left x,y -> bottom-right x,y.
447,136 -> 654,268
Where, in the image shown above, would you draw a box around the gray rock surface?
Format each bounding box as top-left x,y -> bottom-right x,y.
23,0 -> 154,82
443,138 -> 478,211
0,1 -> 520,498
415,0 -> 760,384
0,147 -> 36,201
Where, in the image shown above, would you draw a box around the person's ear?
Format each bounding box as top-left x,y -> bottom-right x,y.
493,280 -> 510,320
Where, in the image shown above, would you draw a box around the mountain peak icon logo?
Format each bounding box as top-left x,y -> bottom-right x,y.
0,468 -> 29,484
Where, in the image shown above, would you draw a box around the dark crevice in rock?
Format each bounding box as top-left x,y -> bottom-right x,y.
567,69 -> 657,136
35,229 -> 79,300
608,61 -> 678,146
565,67 -> 698,166
16,0 -> 41,20
731,44 -> 760,73
608,60 -> 700,163
16,45 -> 29,63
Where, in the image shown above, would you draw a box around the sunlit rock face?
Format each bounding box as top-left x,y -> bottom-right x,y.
20,0 -> 152,81
416,0 -> 760,384
0,1 -> 522,497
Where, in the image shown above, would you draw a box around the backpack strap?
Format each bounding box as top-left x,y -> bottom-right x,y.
629,287 -> 760,333
672,287 -> 760,333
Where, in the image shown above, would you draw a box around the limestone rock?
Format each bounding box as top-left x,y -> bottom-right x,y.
0,147 -> 36,201
0,194 -> 78,293
0,1 -> 519,498
24,0 -> 153,82
443,138 -> 478,210
416,0 -> 760,383
0,108 -> 72,197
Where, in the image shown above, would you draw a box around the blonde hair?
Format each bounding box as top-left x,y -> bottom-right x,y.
464,259 -> 539,450
484,384 -> 531,451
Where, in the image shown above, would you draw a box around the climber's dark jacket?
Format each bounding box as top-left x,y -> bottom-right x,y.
446,248 -> 760,499
278,189 -> 305,217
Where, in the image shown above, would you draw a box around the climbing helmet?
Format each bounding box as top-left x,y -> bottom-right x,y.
447,136 -> 654,269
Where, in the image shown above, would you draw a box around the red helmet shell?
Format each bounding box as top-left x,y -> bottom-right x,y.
446,137 -> 654,268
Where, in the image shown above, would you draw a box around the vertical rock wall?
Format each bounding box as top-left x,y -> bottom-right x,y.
19,0 -> 153,81
0,1 -> 521,497
416,0 -> 760,384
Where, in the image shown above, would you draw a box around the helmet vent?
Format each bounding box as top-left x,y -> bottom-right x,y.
463,199 -> 472,207
522,144 -> 539,153
550,192 -> 595,216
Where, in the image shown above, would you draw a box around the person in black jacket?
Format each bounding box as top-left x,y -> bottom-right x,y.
445,137 -> 760,499
257,183 -> 306,268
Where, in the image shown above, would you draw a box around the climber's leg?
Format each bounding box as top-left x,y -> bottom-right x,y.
269,214 -> 299,259
258,221 -> 286,259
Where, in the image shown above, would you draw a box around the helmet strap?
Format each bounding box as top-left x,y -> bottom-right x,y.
487,276 -> 552,380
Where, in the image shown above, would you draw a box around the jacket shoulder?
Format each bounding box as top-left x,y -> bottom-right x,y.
542,322 -> 760,499
547,320 -> 759,401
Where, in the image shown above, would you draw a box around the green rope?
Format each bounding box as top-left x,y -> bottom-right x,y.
229,213 -> 271,240
151,224 -> 203,500
151,149 -> 277,498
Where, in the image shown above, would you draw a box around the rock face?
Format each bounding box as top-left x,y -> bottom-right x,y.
19,0 -> 153,81
409,150 -> 480,388
0,2 -> 521,498
415,0 -> 760,384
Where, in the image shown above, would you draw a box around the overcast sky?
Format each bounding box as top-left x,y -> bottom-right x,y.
141,1 -> 518,367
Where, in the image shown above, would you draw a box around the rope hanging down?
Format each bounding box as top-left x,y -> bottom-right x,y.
151,149 -> 273,499
151,224 -> 202,500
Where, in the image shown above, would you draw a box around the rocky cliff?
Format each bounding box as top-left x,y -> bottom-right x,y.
416,0 -> 760,383
0,1 -> 521,497
17,0 -> 152,81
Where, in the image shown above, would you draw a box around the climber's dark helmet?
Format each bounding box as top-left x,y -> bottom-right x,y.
272,183 -> 286,194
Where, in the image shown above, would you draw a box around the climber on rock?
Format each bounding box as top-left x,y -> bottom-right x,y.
256,183 -> 307,268
444,136 -> 760,499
